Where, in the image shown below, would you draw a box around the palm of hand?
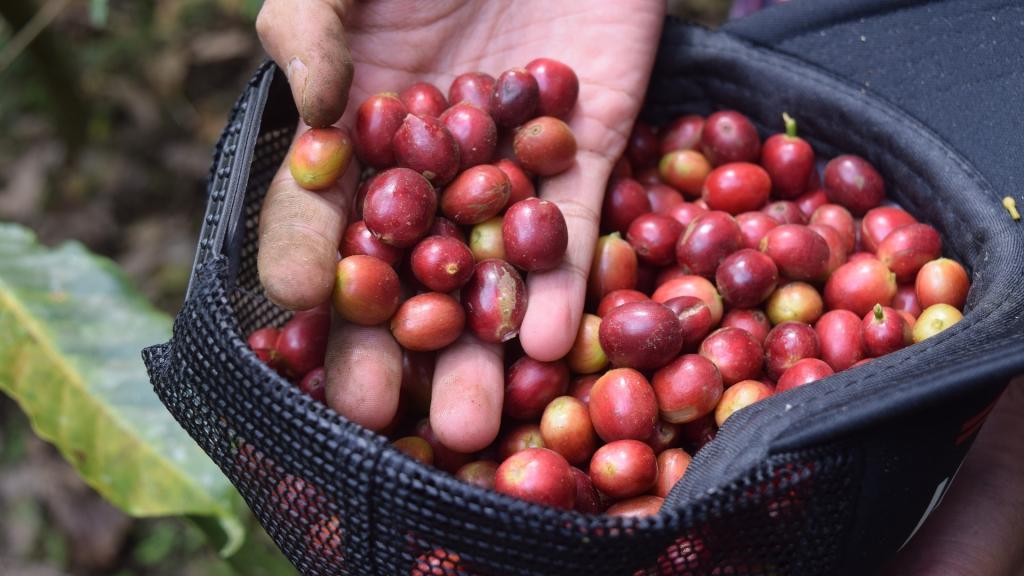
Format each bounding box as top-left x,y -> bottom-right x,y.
341,0 -> 662,159
341,0 -> 662,353
257,0 -> 663,453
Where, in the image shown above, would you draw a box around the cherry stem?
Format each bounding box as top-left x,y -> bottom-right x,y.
783,112 -> 798,138
1003,196 -> 1021,221
873,303 -> 884,321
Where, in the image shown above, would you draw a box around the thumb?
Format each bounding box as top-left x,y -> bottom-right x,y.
256,0 -> 354,128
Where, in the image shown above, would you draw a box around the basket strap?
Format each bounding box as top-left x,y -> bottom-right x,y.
185,61 -> 279,300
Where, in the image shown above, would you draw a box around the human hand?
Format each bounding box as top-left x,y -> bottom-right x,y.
255,0 -> 665,452
884,376 -> 1024,575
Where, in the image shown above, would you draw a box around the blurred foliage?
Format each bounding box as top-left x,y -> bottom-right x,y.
0,0 -> 265,312
0,2 -> 274,574
1,395 -> 293,576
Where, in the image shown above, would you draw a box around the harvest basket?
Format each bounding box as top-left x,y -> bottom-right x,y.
144,3 -> 1024,574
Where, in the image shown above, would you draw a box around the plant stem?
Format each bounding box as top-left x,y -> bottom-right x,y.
783,112 -> 797,138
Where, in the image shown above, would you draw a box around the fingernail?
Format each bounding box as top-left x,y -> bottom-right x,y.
286,57 -> 310,117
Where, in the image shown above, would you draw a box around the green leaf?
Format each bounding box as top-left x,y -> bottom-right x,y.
0,223 -> 245,555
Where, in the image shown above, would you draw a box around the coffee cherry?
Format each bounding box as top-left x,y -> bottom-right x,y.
721,308 -> 772,346
503,198 -> 569,272
393,113 -> 461,185
913,304 -> 963,343
715,380 -> 773,425
916,258 -> 969,310
823,154 -> 885,216
715,249 -> 779,309
776,358 -> 834,393
861,304 -> 912,357
440,165 -> 511,225
759,225 -> 830,281
589,440 -> 658,499
628,213 -> 685,267
814,310 -> 865,371
761,113 -> 815,199
504,357 -> 570,421
363,167 -> 437,248
448,72 -> 496,109
526,58 -> 579,118
736,211 -> 779,250
566,314 -> 608,374
702,162 -> 772,214
765,282 -> 824,325
495,448 -> 575,510
660,115 -> 704,154
660,150 -> 711,197
796,188 -> 829,218
589,368 -> 658,442
663,296 -> 714,350
462,259 -> 527,343
627,122 -> 660,168
700,111 -> 761,166
599,301 -> 685,371
653,354 -> 723,424
490,68 -> 540,128
332,255 -> 401,326
390,293 -> 465,352
513,116 -> 577,176
588,233 -> 639,303
399,82 -> 448,117
825,258 -> 898,317
602,178 -> 652,234
495,159 -> 536,206
699,327 -> 764,386
354,94 -> 406,168
676,211 -> 743,278
440,103 -> 498,170
876,223 -> 942,283
654,449 -> 692,497
764,321 -> 820,381
289,127 -> 353,190
809,204 -> 856,253
647,183 -> 686,214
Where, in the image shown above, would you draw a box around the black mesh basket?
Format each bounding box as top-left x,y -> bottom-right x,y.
144,3 -> 1024,575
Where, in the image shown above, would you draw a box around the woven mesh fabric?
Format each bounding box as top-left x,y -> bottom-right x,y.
150,261 -> 859,576
143,16 -> 1024,576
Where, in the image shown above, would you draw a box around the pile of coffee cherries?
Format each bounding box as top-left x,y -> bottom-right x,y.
251,68 -> 971,516
251,57 -> 578,394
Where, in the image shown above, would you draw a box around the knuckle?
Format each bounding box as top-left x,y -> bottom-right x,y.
561,259 -> 589,284
260,220 -> 336,262
254,6 -> 275,42
554,197 -> 600,226
258,225 -> 336,303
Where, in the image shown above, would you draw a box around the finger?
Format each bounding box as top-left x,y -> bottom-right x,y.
884,376 -> 1024,575
518,150 -> 612,361
257,135 -> 357,311
429,334 -> 504,454
515,11 -> 659,362
323,320 -> 403,432
256,0 -> 354,127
